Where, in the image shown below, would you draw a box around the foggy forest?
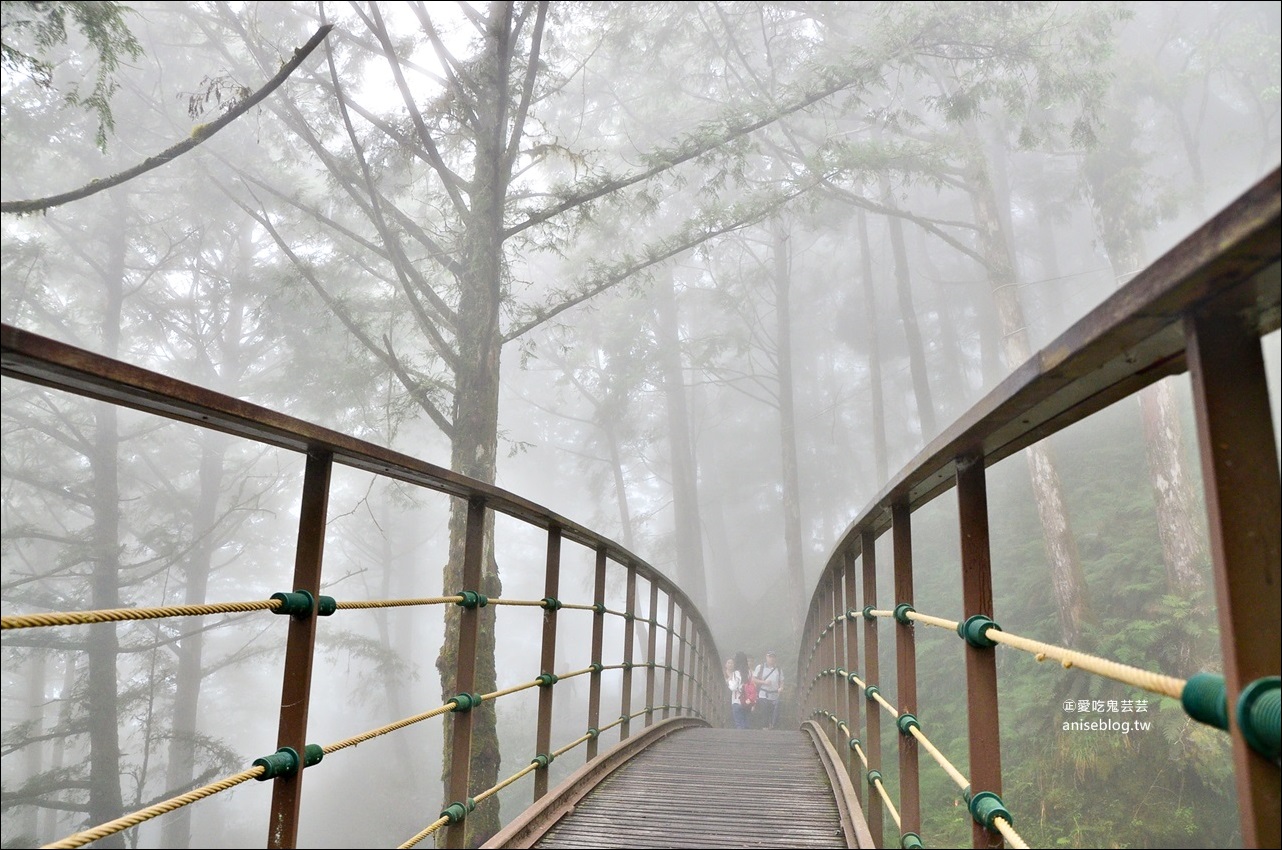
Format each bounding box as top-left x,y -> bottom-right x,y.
1,2 -> 1279,849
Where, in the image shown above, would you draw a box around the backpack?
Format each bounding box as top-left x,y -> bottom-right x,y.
741,673 -> 758,707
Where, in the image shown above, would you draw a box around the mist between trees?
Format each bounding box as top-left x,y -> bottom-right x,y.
2,1 -> 1279,848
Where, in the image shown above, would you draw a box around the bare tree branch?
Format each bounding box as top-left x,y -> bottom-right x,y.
1,25 -> 335,215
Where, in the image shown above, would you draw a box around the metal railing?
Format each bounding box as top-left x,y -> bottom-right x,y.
799,167 -> 1280,848
1,324 -> 723,849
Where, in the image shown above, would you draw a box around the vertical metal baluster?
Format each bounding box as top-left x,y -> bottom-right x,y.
620,565 -> 637,740
533,526 -> 561,801
958,457 -> 1003,849
443,496 -> 486,850
645,582 -> 659,726
1187,313 -> 1281,849
587,546 -> 606,761
674,612 -> 688,719
861,529 -> 883,849
830,576 -> 842,746
267,450 -> 331,850
844,548 -> 861,809
662,595 -> 676,720
894,503 -> 921,840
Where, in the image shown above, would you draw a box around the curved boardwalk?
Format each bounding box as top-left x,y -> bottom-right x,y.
532,728 -> 860,848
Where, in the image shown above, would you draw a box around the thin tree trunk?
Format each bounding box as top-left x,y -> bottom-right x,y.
856,209 -> 888,487
86,196 -> 127,847
653,268 -> 707,609
878,171 -> 937,442
773,220 -> 805,639
969,145 -> 1088,646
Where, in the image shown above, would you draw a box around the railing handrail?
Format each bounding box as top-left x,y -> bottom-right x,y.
799,165 -> 1281,849
0,323 -> 713,641
808,166 -> 1280,585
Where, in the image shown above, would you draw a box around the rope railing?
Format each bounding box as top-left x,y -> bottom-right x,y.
335,595 -> 464,609
2,599 -> 283,629
38,657 -> 693,850
896,604 -> 1186,699
40,767 -> 265,849
398,708 -> 669,849
818,690 -> 1035,850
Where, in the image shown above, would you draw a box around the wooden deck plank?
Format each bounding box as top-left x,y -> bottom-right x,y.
533,728 -> 850,848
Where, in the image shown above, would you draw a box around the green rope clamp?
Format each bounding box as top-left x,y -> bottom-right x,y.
456,590 -> 488,609
901,832 -> 924,849
622,661 -> 634,670
866,769 -> 883,786
589,662 -> 604,674
439,798 -> 476,824
540,596 -> 562,611
897,713 -> 920,736
618,714 -> 630,724
316,595 -> 337,616
848,736 -> 861,752
969,790 -> 1012,831
270,590 -> 316,618
625,612 -> 635,621
650,617 -> 658,627
848,671 -> 861,685
1181,671 -> 1228,731
1237,676 -> 1280,760
253,744 -> 321,779
865,685 -> 880,701
836,667 -> 847,678
450,692 -> 483,712
593,603 -> 606,615
530,753 -> 555,769
958,614 -> 1001,648
536,673 -> 559,687
893,603 -> 915,624
587,727 -> 600,739
863,605 -> 876,621
847,608 -> 860,621
962,785 -> 971,804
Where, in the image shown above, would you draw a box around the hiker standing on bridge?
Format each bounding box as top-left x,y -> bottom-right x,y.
727,652 -> 752,729
752,650 -> 784,730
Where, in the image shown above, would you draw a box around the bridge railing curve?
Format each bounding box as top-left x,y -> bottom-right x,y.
799,168 -> 1280,849
0,325 -> 723,849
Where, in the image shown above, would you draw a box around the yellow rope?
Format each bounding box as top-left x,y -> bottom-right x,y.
335,596 -> 461,609
908,726 -> 969,790
872,775 -> 903,829
986,630 -> 1186,699
397,816 -> 450,849
994,816 -> 1030,849
852,742 -> 869,770
905,611 -> 959,631
4,600 -> 280,630
871,690 -> 899,719
40,767 -> 263,848
558,667 -> 594,680
560,603 -> 598,611
487,598 -> 546,607
553,733 -> 594,758
473,762 -> 539,804
603,607 -> 629,618
481,679 -> 542,702
870,608 -> 894,619
323,702 -> 456,754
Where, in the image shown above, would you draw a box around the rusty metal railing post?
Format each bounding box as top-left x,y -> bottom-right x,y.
443,496 -> 487,849
843,548 -> 862,809
893,503 -> 921,839
957,457 -> 1003,849
662,595 -> 676,720
586,546 -> 606,761
645,582 -> 659,726
620,565 -> 637,740
533,525 -> 561,801
674,612 -> 688,719
861,529 -> 883,848
1186,313 -> 1281,849
266,449 -> 332,850
829,576 -> 842,747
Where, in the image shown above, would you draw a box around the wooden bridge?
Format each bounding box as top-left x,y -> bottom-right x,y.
1,170 -> 1277,849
